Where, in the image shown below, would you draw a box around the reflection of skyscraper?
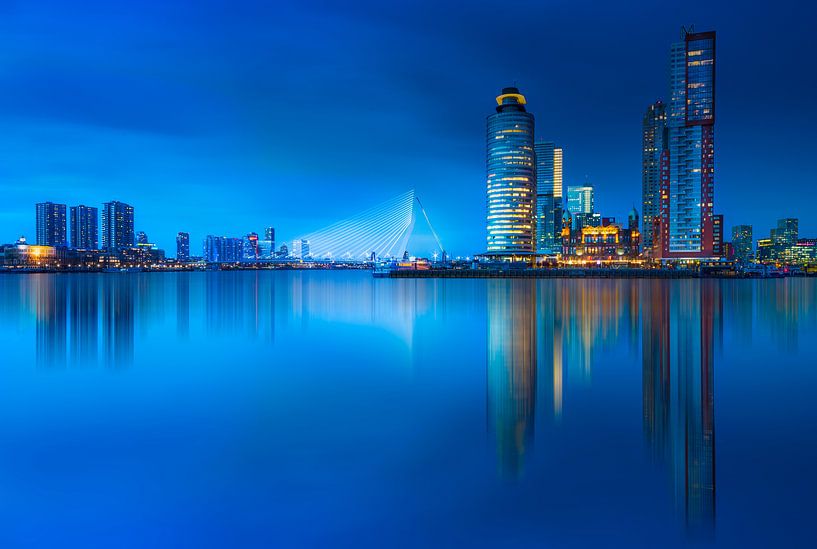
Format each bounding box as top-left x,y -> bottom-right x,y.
176,272 -> 190,339
35,275 -> 67,367
102,276 -> 134,367
69,277 -> 98,366
642,280 -> 717,535
487,279 -> 537,477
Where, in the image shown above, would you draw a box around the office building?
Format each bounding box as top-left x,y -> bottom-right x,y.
300,239 -> 310,260
265,227 -> 275,245
660,28 -> 716,257
176,232 -> 190,261
243,233 -> 260,261
534,141 -> 563,255
642,100 -> 668,252
566,185 -> 594,216
756,238 -> 773,263
203,236 -> 242,263
773,218 -> 798,256
731,225 -> 752,263
36,202 -> 67,247
136,231 -> 148,245
101,201 -> 135,252
69,205 -> 98,249
486,86 -> 536,257
712,214 -> 724,257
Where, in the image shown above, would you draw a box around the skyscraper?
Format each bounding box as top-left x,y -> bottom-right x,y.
136,231 -> 148,245
486,87 -> 536,257
176,232 -> 190,261
642,100 -> 668,252
534,141 -> 563,255
731,225 -> 753,263
566,185 -> 594,216
69,205 -> 98,250
662,28 -> 716,257
772,218 -> 798,259
243,232 -> 260,261
101,201 -> 135,252
36,202 -> 67,247
265,226 -> 275,244
203,236 -> 242,263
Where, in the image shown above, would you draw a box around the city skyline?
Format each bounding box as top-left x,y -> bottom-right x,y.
1,1 -> 815,255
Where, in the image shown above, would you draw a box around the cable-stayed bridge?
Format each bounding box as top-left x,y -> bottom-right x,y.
294,190 -> 443,261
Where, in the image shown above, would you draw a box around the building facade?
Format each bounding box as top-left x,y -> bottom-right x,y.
203,236 -> 242,263
101,201 -> 135,252
712,214 -> 724,257
642,100 -> 667,253
69,205 -> 98,250
486,87 -> 536,257
176,232 -> 190,261
36,202 -> 67,247
534,141 -> 563,255
731,225 -> 752,263
661,29 -> 716,257
566,186 -> 594,216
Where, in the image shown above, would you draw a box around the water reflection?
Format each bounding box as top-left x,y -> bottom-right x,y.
642,281 -> 717,536
6,272 -> 817,545
487,280 -> 537,477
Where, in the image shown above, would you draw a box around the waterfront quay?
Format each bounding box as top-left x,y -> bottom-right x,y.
379,267 -> 813,279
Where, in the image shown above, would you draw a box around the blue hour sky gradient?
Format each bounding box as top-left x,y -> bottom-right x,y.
0,0 -> 815,255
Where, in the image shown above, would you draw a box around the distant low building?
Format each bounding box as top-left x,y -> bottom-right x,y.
1,237 -> 58,267
561,222 -> 640,260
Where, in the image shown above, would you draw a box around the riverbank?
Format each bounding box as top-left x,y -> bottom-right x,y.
378,268 -> 814,279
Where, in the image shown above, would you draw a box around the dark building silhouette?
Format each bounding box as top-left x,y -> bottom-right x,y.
70,205 -> 98,250
36,202 -> 68,247
101,201 -> 135,252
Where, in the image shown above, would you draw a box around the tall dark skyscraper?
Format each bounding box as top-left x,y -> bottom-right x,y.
642,100 -> 667,253
534,141 -> 563,255
35,202 -> 67,247
486,87 -> 536,257
101,201 -> 135,252
265,226 -> 275,243
69,205 -> 98,249
660,28 -> 716,258
176,232 -> 190,261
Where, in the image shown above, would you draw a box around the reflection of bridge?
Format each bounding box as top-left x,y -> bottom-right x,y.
294,190 -> 444,260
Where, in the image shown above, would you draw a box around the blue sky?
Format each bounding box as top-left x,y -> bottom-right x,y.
1,0 -> 815,255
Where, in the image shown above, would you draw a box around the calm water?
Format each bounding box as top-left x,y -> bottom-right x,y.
0,272 -> 815,547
